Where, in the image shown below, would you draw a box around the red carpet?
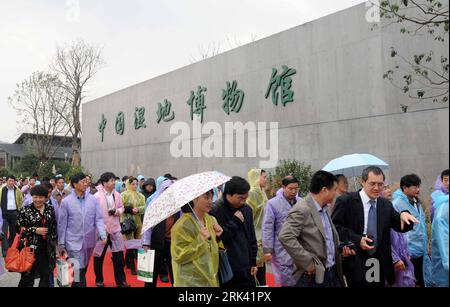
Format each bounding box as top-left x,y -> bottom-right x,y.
56,252 -> 276,287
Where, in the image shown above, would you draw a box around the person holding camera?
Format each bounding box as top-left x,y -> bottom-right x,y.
93,172 -> 130,287
332,166 -> 418,287
279,171 -> 355,287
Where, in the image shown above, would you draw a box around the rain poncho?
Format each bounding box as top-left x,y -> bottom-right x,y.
212,185 -> 225,209
276,188 -> 301,202
430,192 -> 449,287
120,181 -> 146,240
431,175 -> 449,222
262,192 -> 297,287
115,180 -> 123,193
57,190 -> 106,268
137,175 -> 145,194
390,202 -> 416,287
392,189 -> 428,258
142,178 -> 156,200
389,230 -> 415,287
142,179 -> 174,246
20,185 -> 33,207
171,213 -> 219,287
247,169 -> 268,267
145,176 -> 167,207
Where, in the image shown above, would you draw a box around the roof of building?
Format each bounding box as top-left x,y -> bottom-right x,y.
0,143 -> 72,160
13,133 -> 80,147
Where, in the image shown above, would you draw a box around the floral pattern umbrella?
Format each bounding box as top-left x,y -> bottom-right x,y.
141,171 -> 231,234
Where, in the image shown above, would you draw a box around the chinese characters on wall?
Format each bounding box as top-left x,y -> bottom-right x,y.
98,65 -> 297,142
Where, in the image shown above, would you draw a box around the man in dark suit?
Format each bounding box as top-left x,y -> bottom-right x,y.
211,176 -> 258,287
332,166 -> 418,287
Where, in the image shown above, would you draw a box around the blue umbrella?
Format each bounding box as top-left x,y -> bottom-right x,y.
322,153 -> 389,178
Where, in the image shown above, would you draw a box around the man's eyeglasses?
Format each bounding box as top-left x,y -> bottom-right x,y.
366,182 -> 385,188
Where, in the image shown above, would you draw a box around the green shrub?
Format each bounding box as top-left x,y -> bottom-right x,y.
267,159 -> 315,198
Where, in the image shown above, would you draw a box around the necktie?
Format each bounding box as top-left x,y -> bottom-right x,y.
367,200 -> 377,254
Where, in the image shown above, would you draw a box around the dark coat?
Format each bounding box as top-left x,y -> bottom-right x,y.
151,213 -> 180,250
331,191 -> 413,285
210,196 -> 257,276
16,203 -> 58,270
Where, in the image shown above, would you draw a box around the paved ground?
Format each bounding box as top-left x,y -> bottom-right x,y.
0,258 -> 24,287
1,254 -> 275,287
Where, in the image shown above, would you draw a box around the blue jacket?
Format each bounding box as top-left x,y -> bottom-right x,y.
392,189 -> 427,258
431,192 -> 449,287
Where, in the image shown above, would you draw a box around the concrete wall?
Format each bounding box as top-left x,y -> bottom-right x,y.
82,3 -> 449,191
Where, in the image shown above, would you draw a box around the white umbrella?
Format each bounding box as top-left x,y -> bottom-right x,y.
322,153 -> 389,178
141,171 -> 231,234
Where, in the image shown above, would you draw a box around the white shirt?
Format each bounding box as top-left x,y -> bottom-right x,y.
105,191 -> 114,210
359,189 -> 377,234
7,187 -> 17,210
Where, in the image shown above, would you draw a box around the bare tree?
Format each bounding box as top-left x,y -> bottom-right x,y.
371,0 -> 449,109
51,40 -> 105,166
190,41 -> 222,63
8,71 -> 72,162
225,34 -> 258,49
190,34 -> 259,64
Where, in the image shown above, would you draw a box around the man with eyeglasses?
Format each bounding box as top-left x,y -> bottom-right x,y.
332,166 -> 419,287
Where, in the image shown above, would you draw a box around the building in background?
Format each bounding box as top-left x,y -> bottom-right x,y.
0,133 -> 79,170
81,3 -> 449,190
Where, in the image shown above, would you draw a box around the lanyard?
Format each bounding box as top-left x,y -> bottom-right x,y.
39,211 -> 47,240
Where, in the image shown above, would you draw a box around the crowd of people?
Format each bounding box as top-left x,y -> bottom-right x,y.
0,166 -> 448,288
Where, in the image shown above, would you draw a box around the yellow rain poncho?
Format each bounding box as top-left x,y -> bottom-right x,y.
171,213 -> 219,287
247,169 -> 268,267
120,180 -> 146,240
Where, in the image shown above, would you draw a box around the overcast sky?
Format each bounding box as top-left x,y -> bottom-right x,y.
0,0 -> 365,143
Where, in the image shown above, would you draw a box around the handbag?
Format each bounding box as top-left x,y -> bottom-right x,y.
5,228 -> 36,273
218,249 -> 233,284
121,217 -> 137,235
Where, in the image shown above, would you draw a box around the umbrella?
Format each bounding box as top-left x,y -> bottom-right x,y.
141,171 -> 231,234
322,153 -> 389,178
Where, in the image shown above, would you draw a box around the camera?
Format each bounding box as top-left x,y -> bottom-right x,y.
108,208 -> 116,216
364,234 -> 376,247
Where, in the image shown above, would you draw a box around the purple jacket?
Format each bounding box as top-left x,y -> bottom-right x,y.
390,230 -> 415,287
262,193 -> 297,286
48,196 -> 60,221
276,188 -> 301,202
58,190 -> 106,252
